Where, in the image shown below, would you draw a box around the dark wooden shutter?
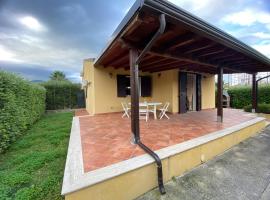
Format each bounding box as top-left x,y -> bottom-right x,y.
117,75 -> 127,97
141,76 -> 152,97
179,72 -> 187,113
196,74 -> 202,111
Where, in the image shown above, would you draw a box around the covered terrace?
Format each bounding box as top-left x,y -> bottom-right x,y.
62,0 -> 270,199
93,0 -> 270,194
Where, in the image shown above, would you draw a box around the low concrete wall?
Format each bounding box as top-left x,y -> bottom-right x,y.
63,118 -> 266,200
257,113 -> 270,121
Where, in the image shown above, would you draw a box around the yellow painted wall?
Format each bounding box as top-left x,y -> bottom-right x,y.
201,75 -> 215,109
93,66 -> 151,114
152,69 -> 178,113
82,59 -> 95,115
82,60 -> 215,115
65,120 -> 266,200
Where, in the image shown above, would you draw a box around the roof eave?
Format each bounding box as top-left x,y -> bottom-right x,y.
94,0 -> 270,69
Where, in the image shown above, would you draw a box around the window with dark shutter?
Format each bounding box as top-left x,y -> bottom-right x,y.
117,75 -> 152,97
141,76 -> 152,97
117,75 -> 128,97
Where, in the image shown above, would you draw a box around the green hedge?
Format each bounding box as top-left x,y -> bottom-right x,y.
0,71 -> 46,153
228,85 -> 270,109
244,103 -> 270,114
41,81 -> 82,110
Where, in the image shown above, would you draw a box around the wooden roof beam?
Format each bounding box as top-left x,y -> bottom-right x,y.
108,54 -> 129,67
184,41 -> 216,54
149,64 -> 215,74
141,57 -> 169,67
141,60 -> 186,71
208,53 -> 236,61
161,32 -> 199,51
120,39 -> 250,73
197,48 -> 226,57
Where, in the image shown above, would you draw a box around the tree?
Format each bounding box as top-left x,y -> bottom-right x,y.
49,71 -> 67,81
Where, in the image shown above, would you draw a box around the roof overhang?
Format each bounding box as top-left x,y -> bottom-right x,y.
94,0 -> 270,74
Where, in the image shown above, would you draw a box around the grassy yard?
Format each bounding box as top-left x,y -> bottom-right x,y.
0,112 -> 73,200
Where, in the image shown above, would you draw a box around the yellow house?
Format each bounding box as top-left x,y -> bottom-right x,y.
62,1 -> 270,199
81,58 -> 215,116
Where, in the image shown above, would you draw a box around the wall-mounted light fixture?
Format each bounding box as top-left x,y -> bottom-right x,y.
109,72 -> 113,78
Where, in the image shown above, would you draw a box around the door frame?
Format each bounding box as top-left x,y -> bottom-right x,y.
178,71 -> 202,113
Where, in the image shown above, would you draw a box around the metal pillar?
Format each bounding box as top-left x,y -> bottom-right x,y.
252,73 -> 257,113
129,49 -> 140,143
217,66 -> 223,122
128,14 -> 166,195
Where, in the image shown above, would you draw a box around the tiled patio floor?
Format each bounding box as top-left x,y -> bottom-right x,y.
79,109 -> 256,172
75,109 -> 89,116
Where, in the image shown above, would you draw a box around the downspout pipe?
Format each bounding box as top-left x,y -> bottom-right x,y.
135,13 -> 166,195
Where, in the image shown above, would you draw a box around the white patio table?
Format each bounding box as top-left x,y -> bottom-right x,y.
129,102 -> 162,120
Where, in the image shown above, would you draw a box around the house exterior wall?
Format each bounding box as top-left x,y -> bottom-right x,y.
82,60 -> 151,115
201,75 -> 216,109
152,69 -> 178,113
82,59 -> 95,115
82,59 -> 216,115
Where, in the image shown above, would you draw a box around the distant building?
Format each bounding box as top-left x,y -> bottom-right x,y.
226,72 -> 270,86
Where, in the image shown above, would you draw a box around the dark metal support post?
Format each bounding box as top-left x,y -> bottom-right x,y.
130,49 -> 140,143
217,66 -> 223,122
128,14 -> 166,195
252,73 -> 257,113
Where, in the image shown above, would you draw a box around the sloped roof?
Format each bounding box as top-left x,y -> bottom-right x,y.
94,0 -> 270,74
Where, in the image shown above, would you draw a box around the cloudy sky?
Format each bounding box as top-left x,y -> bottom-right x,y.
0,0 -> 269,82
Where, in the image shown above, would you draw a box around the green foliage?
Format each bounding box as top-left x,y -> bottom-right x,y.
0,112 -> 73,200
49,71 -> 67,81
41,80 -> 82,110
0,71 -> 46,153
244,103 -> 270,114
228,84 -> 270,109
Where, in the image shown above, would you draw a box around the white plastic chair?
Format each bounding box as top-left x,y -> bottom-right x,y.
158,102 -> 170,119
121,102 -> 130,118
148,104 -> 155,118
139,103 -> 149,122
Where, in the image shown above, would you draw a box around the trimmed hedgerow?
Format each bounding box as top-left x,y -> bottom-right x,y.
244,103 -> 270,114
41,81 -> 82,110
0,71 -> 46,153
228,85 -> 270,109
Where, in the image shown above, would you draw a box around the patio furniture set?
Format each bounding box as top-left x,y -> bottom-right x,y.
121,102 -> 170,121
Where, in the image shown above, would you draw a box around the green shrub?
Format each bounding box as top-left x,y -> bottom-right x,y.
243,104 -> 252,112
244,103 -> 270,114
228,84 -> 270,109
41,81 -> 82,110
0,71 -> 46,153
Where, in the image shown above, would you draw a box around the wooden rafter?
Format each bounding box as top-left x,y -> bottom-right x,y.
161,32 -> 198,51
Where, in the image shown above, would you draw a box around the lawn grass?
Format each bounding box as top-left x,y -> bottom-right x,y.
0,112 -> 73,200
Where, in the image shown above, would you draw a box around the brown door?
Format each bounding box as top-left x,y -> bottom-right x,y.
196,74 -> 202,111
179,72 -> 187,113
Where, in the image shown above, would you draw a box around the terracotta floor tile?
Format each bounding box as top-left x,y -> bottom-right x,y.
79,108 -> 255,172
75,109 -> 89,116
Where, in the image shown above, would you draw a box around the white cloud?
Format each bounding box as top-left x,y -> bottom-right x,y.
0,32 -> 94,71
0,45 -> 21,62
222,9 -> 270,26
252,32 -> 270,39
19,16 -> 46,31
252,43 -> 270,58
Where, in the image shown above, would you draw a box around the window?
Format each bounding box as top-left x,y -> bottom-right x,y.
117,75 -> 151,97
